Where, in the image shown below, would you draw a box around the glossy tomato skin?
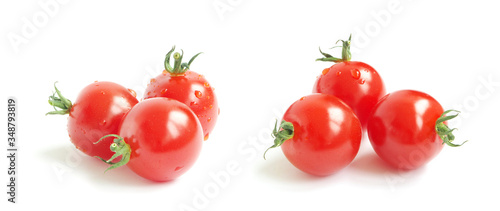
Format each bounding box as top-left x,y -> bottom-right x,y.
367,90 -> 444,170
144,70 -> 218,141
119,98 -> 203,182
313,61 -> 386,128
281,94 -> 362,176
67,81 -> 138,160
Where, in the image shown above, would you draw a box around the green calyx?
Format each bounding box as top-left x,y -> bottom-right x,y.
435,110 -> 468,147
94,134 -> 131,173
316,34 -> 352,63
46,82 -> 72,115
263,120 -> 294,160
164,46 -> 202,75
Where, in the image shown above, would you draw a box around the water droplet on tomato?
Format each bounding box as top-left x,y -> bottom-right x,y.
100,120 -> 107,126
336,71 -> 342,76
195,90 -> 203,98
101,91 -> 106,95
204,133 -> 210,141
76,146 -> 87,153
322,68 -> 330,75
160,88 -> 168,95
128,89 -> 137,98
209,105 -> 213,109
351,69 -> 360,79
190,101 -> 198,106
207,117 -> 212,122
206,95 -> 211,100
359,79 -> 365,84
174,166 -> 184,172
203,106 -> 207,110
300,96 -> 306,101
147,91 -> 151,96
204,82 -> 210,87
150,78 -> 156,83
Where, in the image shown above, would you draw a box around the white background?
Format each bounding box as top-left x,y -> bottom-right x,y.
1,0 -> 499,210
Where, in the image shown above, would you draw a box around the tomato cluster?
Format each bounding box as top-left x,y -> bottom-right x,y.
265,35 -> 465,176
48,38 -> 465,182
47,47 -> 218,182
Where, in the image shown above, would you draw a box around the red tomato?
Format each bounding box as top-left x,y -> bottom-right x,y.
265,94 -> 362,176
97,98 -> 203,182
144,47 -> 218,141
367,90 -> 465,170
314,35 -> 386,128
47,81 -> 138,161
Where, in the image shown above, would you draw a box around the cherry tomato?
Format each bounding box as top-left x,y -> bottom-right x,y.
97,98 -> 203,182
314,35 -> 386,128
47,81 -> 138,161
367,90 -> 465,170
144,47 -> 218,141
265,94 -> 362,176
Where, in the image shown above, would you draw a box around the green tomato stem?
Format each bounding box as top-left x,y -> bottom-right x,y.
316,34 -> 352,63
94,134 -> 131,173
163,46 -> 202,75
435,110 -> 468,147
263,120 -> 294,160
46,82 -> 72,115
